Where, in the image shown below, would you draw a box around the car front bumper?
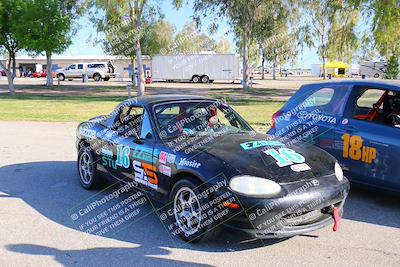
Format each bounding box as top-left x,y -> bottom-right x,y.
223,175 -> 350,239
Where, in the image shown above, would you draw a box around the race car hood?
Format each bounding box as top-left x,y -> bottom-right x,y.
190,132 -> 337,184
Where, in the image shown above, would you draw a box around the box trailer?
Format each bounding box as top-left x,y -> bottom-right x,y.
151,53 -> 241,83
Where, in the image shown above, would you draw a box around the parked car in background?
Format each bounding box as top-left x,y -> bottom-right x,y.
33,70 -> 47,78
56,61 -> 117,82
268,81 -> 400,193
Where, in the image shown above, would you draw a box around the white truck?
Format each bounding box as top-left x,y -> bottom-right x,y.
359,60 -> 387,79
151,53 -> 241,83
56,62 -> 117,82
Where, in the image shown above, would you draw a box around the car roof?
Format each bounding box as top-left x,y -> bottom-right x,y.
120,94 -> 218,107
302,80 -> 400,92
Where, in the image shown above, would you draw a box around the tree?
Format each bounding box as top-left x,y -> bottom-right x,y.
19,0 -> 73,86
370,0 -> 400,58
141,19 -> 175,56
215,37 -> 231,53
174,0 -> 266,90
91,0 -> 156,96
304,0 -> 360,79
173,22 -> 216,54
386,55 -> 399,80
254,1 -> 301,80
0,0 -> 26,95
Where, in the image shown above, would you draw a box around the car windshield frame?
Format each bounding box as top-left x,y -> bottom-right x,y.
151,100 -> 254,140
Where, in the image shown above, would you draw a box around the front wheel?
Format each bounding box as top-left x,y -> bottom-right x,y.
169,178 -> 220,242
57,73 -> 65,81
373,73 -> 380,78
77,146 -> 104,189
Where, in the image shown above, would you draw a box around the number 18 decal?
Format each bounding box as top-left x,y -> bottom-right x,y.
264,148 -> 305,167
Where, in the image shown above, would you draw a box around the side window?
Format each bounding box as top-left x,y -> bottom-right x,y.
298,87 -> 347,116
357,89 -> 386,110
115,106 -> 144,137
77,64 -> 84,70
303,88 -> 335,107
67,64 -> 76,70
140,110 -> 154,139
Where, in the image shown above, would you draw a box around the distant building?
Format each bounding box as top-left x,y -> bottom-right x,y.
1,55 -> 152,78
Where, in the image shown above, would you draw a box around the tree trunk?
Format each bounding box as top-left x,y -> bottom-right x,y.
261,49 -> 265,80
135,35 -> 145,96
322,55 -> 327,80
272,55 -> 277,80
242,32 -> 249,90
7,74 -> 15,96
46,51 -> 53,86
130,57 -> 136,87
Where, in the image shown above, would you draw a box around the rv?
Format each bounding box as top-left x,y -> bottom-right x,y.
359,61 -> 387,78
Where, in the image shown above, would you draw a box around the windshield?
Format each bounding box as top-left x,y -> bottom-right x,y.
154,101 -> 253,139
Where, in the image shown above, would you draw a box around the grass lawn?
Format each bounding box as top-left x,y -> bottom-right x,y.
0,93 -> 284,132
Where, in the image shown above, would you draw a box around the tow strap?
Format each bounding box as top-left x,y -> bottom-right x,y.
333,207 -> 340,232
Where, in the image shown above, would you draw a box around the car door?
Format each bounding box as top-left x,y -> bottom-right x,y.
76,63 -> 85,77
111,105 -> 159,195
338,86 -> 400,191
65,64 -> 77,78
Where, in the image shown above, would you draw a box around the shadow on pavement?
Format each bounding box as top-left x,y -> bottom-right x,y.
1,161 -> 399,265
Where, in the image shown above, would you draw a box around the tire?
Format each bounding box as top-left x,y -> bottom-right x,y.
169,178 -> 220,243
373,73 -> 380,78
77,146 -> 104,189
209,80 -> 214,83
57,73 -> 65,81
200,75 -> 209,83
192,75 -> 200,83
104,77 -> 110,81
93,73 -> 102,81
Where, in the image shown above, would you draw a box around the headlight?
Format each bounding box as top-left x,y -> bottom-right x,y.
229,175 -> 281,197
335,162 -> 344,181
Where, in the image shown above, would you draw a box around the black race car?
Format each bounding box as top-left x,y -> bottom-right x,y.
76,95 -> 350,242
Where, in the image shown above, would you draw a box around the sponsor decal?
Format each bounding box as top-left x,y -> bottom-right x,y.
167,153 -> 176,164
133,160 -> 158,190
116,145 -> 131,168
290,163 -> 311,172
159,164 -> 172,177
101,148 -> 113,157
159,151 -> 167,164
240,140 -> 285,150
80,128 -> 96,140
342,118 -> 349,125
132,147 -> 155,163
178,158 -> 201,169
264,148 -> 306,168
297,110 -> 337,124
342,134 -> 376,164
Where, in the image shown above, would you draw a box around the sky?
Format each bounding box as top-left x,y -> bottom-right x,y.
60,1 -> 319,68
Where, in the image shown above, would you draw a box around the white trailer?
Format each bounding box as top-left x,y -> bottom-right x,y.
151,53 -> 241,83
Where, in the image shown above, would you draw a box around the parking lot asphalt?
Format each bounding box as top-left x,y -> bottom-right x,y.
0,121 -> 400,267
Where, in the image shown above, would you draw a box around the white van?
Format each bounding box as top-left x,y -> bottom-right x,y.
56,62 -> 117,81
